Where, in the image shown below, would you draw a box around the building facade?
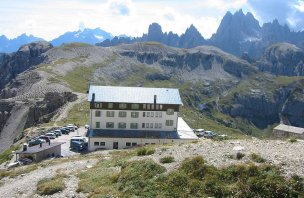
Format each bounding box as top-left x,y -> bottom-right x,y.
273,124 -> 304,139
87,86 -> 198,150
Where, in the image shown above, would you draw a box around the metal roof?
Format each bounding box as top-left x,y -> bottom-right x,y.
15,142 -> 64,154
87,85 -> 183,105
274,124 -> 304,134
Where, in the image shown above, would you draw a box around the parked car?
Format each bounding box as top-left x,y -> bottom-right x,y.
195,129 -> 205,137
60,128 -> 70,134
18,158 -> 33,165
54,129 -> 62,136
67,124 -> 78,130
85,124 -> 90,129
70,141 -> 87,152
38,135 -> 50,142
204,131 -> 217,138
45,132 -> 56,139
28,138 -> 45,147
70,136 -> 88,145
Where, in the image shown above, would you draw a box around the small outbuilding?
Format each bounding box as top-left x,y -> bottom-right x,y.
273,124 -> 304,139
15,142 -> 64,162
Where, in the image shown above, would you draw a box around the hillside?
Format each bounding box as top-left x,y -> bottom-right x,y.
0,139 -> 303,197
0,41 -> 304,152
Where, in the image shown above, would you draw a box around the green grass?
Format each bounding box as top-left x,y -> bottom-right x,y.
0,145 -> 20,164
77,151 -> 133,197
0,164 -> 39,180
249,153 -> 266,163
136,146 -> 155,156
289,137 -> 298,143
56,101 -> 89,126
160,156 -> 175,164
60,56 -> 117,92
37,174 -> 66,195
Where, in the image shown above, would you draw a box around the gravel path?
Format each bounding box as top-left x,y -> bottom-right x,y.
133,139 -> 304,177
0,159 -> 97,198
52,92 -> 86,125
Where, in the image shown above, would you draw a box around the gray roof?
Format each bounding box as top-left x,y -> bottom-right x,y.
15,142 -> 64,154
274,124 -> 304,134
87,86 -> 183,105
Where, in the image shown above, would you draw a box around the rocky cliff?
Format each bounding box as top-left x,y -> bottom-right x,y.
258,43 -> 304,76
0,41 -> 53,89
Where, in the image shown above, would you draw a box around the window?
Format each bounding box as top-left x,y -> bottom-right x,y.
147,112 -> 150,117
131,112 -> 139,118
106,122 -> 114,128
130,123 -> 138,129
131,104 -> 139,110
119,111 -> 127,117
143,104 -> 146,109
151,112 -> 154,117
159,112 -> 162,118
106,111 -> 115,117
166,109 -> 174,115
126,142 -> 131,147
155,123 -> 158,128
159,123 -> 162,128
119,103 -> 127,109
166,120 -> 174,126
155,112 -> 158,117
151,104 -> 154,110
160,105 -> 163,110
94,142 -> 99,146
150,123 -> 153,128
96,122 -> 100,128
142,123 -> 145,128
95,110 -> 101,117
147,104 -> 150,110
100,142 -> 105,146
108,103 -> 113,109
156,104 -> 159,110
118,122 -> 126,129
132,142 -> 137,146
143,112 -> 146,117
94,103 -> 102,108
146,123 -> 149,128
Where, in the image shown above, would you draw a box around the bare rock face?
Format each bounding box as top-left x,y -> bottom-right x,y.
258,43 -> 304,76
0,41 -> 53,89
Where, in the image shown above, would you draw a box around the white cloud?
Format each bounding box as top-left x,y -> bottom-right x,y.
0,0 -> 251,40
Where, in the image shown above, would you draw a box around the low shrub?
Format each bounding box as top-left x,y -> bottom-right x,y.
289,137 -> 298,143
136,147 -> 155,156
236,152 -> 245,160
37,175 -> 66,195
249,153 -> 266,163
160,156 -> 175,164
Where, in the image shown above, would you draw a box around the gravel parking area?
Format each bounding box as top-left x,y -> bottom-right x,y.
52,127 -> 88,157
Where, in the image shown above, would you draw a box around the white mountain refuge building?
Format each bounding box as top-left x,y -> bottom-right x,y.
87,85 -> 197,150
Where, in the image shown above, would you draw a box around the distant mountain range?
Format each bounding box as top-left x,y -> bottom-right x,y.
0,28 -> 113,53
1,9 -> 304,58
0,34 -> 44,53
98,9 -> 304,59
50,28 -> 113,47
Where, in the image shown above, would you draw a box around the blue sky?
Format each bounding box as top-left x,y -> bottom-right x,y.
0,0 -> 303,40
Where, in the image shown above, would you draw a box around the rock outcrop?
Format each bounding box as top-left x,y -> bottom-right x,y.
258,43 -> 304,76
0,41 -> 53,89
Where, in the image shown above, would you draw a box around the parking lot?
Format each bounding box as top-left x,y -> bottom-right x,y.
52,126 -> 88,157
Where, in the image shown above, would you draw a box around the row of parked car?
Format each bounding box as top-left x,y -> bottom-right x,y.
195,129 -> 218,138
28,124 -> 78,147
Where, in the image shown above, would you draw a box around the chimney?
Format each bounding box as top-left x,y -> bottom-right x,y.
23,143 -> 28,151
92,93 -> 95,102
154,95 -> 157,105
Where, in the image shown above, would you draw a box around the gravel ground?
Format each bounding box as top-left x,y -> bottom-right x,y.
133,139 -> 304,178
0,159 -> 97,198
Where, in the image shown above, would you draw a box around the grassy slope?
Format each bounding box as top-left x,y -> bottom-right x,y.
35,44 -> 304,138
